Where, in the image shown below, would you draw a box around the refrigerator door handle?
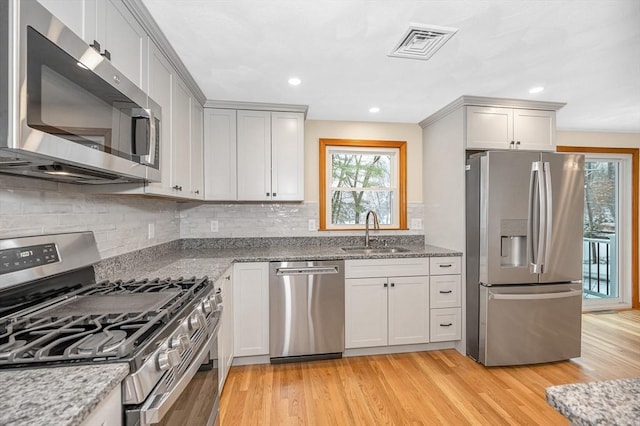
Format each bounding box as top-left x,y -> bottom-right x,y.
489,289 -> 583,301
541,161 -> 553,273
528,162 -> 545,273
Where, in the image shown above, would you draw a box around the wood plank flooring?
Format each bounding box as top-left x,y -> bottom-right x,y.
219,309 -> 640,425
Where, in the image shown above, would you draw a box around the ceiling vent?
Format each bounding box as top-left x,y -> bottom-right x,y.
389,24 -> 458,61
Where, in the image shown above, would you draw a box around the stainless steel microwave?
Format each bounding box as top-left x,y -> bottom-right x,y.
0,0 -> 161,184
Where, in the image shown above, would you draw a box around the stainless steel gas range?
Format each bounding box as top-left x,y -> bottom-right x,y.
0,232 -> 222,426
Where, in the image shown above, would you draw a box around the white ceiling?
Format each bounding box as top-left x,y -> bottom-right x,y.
141,0 -> 640,132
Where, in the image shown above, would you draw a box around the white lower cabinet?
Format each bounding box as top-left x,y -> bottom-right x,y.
216,268 -> 233,392
345,258 -> 430,349
232,262 -> 269,357
81,383 -> 121,426
430,307 -> 462,342
429,257 -> 462,342
345,257 -> 462,350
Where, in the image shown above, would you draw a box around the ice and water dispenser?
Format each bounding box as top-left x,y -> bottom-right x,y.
500,220 -> 527,267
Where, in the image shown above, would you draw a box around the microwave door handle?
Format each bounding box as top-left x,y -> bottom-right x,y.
142,110 -> 157,166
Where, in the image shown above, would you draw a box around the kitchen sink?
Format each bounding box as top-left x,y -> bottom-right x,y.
341,246 -> 410,255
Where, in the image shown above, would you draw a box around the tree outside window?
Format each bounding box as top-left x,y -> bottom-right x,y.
319,139 -> 407,230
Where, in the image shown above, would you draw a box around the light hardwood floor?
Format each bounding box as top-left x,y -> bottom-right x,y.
220,310 -> 640,425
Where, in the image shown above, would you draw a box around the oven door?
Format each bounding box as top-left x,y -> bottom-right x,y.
125,311 -> 221,426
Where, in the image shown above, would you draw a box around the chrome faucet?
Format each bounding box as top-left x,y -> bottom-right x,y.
364,210 -> 380,248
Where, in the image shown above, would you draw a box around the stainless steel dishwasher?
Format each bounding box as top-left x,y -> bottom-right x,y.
269,260 -> 345,363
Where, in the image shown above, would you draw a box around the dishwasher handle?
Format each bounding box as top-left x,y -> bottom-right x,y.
275,266 -> 339,276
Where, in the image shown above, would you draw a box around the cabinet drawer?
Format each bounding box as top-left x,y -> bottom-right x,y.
429,257 -> 461,275
430,308 -> 462,342
345,258 -> 429,278
430,275 -> 461,308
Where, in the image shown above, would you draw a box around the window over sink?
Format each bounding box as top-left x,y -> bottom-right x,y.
319,139 -> 407,230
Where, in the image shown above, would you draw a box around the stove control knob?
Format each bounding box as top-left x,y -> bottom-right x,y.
157,349 -> 180,371
170,334 -> 190,353
189,313 -> 203,331
201,297 -> 213,315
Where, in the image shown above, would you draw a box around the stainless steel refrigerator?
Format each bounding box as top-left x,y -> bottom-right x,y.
466,150 -> 585,366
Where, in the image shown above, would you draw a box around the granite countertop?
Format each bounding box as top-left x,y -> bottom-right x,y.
95,238 -> 462,282
0,364 -> 129,426
546,377 -> 640,425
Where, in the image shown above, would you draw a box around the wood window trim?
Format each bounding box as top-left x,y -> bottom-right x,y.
319,138 -> 407,230
557,145 -> 639,309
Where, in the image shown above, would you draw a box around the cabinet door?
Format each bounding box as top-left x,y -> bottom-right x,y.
233,263 -> 269,357
80,383 -> 122,426
271,112 -> 304,201
145,42 -> 174,197
189,101 -> 204,199
171,78 -> 191,197
217,269 -> 233,392
345,278 -> 388,349
466,106 -> 514,150
513,109 -> 556,151
37,0 -> 98,42
204,109 -> 237,200
388,276 -> 429,346
237,110 -> 271,201
100,0 -> 148,90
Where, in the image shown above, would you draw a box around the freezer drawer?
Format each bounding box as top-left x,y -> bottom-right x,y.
479,283 -> 582,366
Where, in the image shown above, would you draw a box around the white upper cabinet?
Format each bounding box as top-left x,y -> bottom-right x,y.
145,41 -> 174,197
170,78 -> 203,199
204,109 -> 305,201
189,100 -> 204,199
270,112 -> 305,200
204,109 -> 237,200
237,110 -> 272,201
37,0 -> 148,90
466,106 -> 556,151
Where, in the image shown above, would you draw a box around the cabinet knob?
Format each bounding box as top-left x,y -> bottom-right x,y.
102,49 -> 111,60
194,190 -> 200,194
515,141 -> 521,149
509,140 -> 515,149
390,283 -> 395,287
173,185 -> 182,191
266,192 -> 270,196
272,192 -> 277,197
383,283 -> 388,287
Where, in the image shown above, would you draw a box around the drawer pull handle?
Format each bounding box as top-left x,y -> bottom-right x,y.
439,264 -> 453,268
440,323 -> 453,327
439,290 -> 452,294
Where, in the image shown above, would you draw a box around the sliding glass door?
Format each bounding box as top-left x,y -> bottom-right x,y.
582,154 -> 632,309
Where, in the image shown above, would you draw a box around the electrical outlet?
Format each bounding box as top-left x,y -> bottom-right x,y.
308,219 -> 316,231
210,220 -> 219,233
148,223 -> 155,239
410,218 -> 423,230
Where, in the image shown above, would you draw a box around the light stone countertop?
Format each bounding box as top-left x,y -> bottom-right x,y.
546,377 -> 640,425
0,364 -> 129,426
95,240 -> 462,282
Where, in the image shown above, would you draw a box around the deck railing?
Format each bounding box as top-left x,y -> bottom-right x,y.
582,235 -> 617,298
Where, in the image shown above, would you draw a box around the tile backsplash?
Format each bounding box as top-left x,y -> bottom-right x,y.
0,176 -> 179,258
1,175 -> 426,258
179,201 -> 425,238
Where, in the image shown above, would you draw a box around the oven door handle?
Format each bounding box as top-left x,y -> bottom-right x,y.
140,312 -> 221,425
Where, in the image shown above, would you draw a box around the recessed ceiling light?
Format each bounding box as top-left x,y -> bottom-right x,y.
529,86 -> 545,94
369,107 -> 380,113
288,77 -> 301,86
